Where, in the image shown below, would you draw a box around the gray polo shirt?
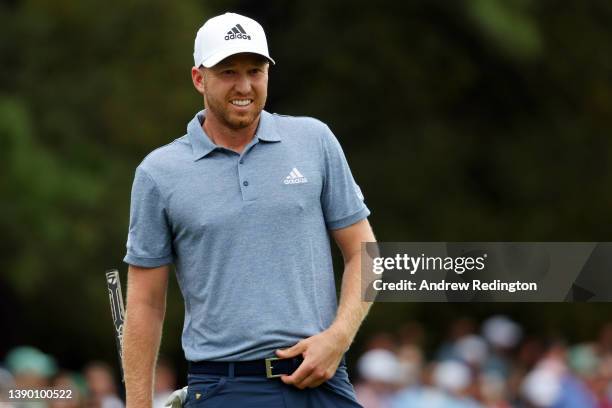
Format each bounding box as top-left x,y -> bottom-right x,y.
124,110 -> 370,362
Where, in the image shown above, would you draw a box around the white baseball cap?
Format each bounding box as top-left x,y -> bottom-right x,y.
193,12 -> 275,68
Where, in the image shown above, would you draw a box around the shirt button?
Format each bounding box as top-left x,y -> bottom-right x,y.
239,159 -> 244,164
243,181 -> 249,186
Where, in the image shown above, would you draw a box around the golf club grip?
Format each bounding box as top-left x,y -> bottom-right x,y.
106,268 -> 126,382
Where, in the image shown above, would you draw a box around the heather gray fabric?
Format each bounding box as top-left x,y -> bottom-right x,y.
124,110 -> 370,361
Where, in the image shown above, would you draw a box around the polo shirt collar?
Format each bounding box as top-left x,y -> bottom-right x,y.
187,109 -> 281,161
255,111 -> 282,142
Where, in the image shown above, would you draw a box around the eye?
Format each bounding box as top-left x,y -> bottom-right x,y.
222,69 -> 235,76
249,68 -> 262,75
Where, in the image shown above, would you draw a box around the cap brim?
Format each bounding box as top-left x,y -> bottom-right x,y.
200,45 -> 275,68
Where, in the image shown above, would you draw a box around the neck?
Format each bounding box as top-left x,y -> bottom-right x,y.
202,111 -> 260,154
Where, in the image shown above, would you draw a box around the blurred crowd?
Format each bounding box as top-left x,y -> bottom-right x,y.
2,315 -> 612,407
0,348 -> 175,408
354,316 -> 612,408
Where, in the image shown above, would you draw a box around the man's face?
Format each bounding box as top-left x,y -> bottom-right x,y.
200,53 -> 269,130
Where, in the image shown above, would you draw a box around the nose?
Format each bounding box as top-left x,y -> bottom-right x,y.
234,73 -> 252,95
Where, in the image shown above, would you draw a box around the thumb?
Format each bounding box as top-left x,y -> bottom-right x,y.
276,341 -> 306,358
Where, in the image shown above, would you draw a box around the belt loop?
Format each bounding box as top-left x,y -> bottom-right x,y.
228,362 -> 235,378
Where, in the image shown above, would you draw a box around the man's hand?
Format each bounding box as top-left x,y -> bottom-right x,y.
164,386 -> 188,408
275,329 -> 350,389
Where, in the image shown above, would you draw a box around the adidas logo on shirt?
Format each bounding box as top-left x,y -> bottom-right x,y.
225,24 -> 251,40
284,168 -> 308,185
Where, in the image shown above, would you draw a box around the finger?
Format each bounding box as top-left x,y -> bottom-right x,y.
304,366 -> 335,389
301,371 -> 327,389
280,360 -> 314,387
276,341 -> 306,359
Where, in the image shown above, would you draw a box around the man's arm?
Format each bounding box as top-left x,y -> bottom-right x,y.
327,218 -> 376,347
123,264 -> 169,407
276,218 -> 376,389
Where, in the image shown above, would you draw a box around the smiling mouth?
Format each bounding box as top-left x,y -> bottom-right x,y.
230,99 -> 253,107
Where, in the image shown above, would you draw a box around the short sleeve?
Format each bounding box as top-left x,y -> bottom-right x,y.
320,125 -> 370,230
123,167 -> 174,267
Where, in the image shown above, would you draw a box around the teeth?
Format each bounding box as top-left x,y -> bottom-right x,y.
231,99 -> 252,106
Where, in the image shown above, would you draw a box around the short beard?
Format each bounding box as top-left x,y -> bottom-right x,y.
206,96 -> 264,130
220,109 -> 257,129
203,79 -> 265,130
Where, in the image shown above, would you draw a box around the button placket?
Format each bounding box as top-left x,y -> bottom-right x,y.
237,155 -> 256,201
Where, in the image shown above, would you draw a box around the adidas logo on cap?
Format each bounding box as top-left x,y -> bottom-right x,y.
225,23 -> 251,40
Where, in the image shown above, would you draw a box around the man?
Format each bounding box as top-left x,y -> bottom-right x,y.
122,12 -> 375,407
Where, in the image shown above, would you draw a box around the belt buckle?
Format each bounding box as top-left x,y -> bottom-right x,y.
265,357 -> 284,378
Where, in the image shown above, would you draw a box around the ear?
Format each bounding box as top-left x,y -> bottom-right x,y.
191,66 -> 206,94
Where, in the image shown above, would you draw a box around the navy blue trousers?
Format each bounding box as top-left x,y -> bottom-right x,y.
184,364 -> 363,407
